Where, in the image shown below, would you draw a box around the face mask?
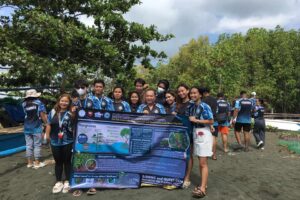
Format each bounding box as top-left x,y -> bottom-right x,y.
157,87 -> 165,94
76,88 -> 86,96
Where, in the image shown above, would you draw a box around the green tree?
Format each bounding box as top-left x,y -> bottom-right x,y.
0,0 -> 173,90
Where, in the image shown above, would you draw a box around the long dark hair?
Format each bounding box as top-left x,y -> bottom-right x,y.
112,86 -> 126,100
53,94 -> 72,113
128,91 -> 141,105
165,91 -> 177,105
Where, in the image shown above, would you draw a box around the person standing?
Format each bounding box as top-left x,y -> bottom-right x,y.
201,87 -> 218,160
89,79 -> 114,111
111,86 -> 131,112
137,89 -> 166,114
128,91 -> 141,113
165,91 -> 177,115
22,89 -> 48,169
187,87 -> 214,198
45,94 -> 75,194
216,93 -> 231,153
156,79 -> 170,105
232,91 -> 254,152
253,99 -> 266,150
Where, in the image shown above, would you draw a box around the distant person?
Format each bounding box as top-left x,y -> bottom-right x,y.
232,91 -> 254,151
45,94 -> 74,194
137,89 -> 166,114
134,78 -> 148,96
128,91 -> 141,113
250,91 -> 257,108
165,91 -> 177,114
22,89 -> 47,169
111,86 -> 131,112
156,79 -> 170,105
201,87 -> 218,160
253,99 -> 266,150
216,93 -> 231,153
186,87 -> 214,198
89,79 -> 114,111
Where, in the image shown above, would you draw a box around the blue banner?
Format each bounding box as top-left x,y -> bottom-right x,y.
71,109 -> 190,189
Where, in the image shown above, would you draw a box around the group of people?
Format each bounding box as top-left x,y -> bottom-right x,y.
22,78 -> 266,198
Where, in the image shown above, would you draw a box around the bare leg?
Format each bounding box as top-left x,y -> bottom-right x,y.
184,145 -> 193,183
212,136 -> 217,159
199,157 -> 208,193
244,131 -> 250,151
221,133 -> 228,152
234,130 -> 242,145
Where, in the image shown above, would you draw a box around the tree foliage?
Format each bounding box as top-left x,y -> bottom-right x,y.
0,0 -> 173,89
143,26 -> 300,113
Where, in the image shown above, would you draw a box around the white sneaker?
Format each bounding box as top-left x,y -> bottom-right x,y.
257,141 -> 263,148
33,162 -> 46,169
62,181 -> 70,193
52,182 -> 64,194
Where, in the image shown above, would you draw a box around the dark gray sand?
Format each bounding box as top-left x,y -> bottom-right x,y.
1,132 -> 299,200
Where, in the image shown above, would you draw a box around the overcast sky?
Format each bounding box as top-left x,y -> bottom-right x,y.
122,0 -> 300,59
1,0 -> 300,64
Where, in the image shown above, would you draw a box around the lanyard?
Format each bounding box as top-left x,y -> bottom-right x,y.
58,112 -> 68,131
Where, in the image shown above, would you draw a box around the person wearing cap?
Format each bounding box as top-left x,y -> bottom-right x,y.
22,89 -> 48,169
250,92 -> 257,108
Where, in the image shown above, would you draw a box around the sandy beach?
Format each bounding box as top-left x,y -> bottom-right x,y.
1,131 -> 299,200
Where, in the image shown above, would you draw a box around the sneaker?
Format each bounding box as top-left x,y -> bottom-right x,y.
182,180 -> 191,189
52,182 -> 64,194
62,181 -> 70,193
257,141 -> 263,148
33,162 -> 46,169
261,147 -> 265,150
27,164 -> 33,168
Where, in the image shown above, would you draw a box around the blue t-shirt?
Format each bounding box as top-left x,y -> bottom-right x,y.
186,101 -> 213,128
89,94 -> 114,111
165,102 -> 176,114
113,100 -> 131,112
22,99 -> 46,134
216,99 -> 231,127
73,96 -> 94,109
47,110 -> 74,146
137,103 -> 166,114
249,98 -> 257,109
235,98 -> 254,124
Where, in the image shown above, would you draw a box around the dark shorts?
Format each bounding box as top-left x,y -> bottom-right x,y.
235,123 -> 251,132
212,126 -> 218,137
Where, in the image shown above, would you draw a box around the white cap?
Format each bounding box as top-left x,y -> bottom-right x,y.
251,92 -> 256,96
25,89 -> 41,98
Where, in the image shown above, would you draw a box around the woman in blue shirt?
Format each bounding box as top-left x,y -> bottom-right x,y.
128,91 -> 141,113
187,87 -> 214,198
165,91 -> 177,115
45,94 -> 74,194
112,86 -> 131,112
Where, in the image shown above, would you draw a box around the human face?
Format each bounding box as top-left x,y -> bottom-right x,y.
59,96 -> 70,111
145,90 -> 156,105
130,93 -> 139,104
94,83 -> 104,96
256,99 -> 260,106
177,86 -> 189,100
135,82 -> 144,93
113,88 -> 123,101
165,93 -> 175,105
190,88 -> 201,102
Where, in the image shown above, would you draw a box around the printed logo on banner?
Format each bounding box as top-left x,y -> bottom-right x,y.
78,133 -> 88,144
94,112 -> 103,118
104,112 -> 111,119
87,111 -> 94,118
78,110 -> 86,117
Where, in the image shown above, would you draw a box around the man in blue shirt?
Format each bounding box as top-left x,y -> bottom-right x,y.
232,91 -> 254,151
89,79 -> 114,111
73,79 -> 94,110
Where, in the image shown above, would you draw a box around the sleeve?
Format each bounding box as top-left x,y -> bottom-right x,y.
202,104 -> 213,120
67,113 -> 73,133
47,112 -> 52,124
159,104 -> 166,114
185,103 -> 192,116
234,100 -> 240,110
106,98 -> 115,111
123,101 -> 131,112
38,101 -> 47,113
136,104 -> 144,113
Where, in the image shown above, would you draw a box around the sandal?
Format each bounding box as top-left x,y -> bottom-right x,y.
72,189 -> 82,197
182,180 -> 191,189
192,186 -> 206,198
52,182 -> 64,194
62,181 -> 70,193
212,155 -> 217,160
87,188 -> 97,195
